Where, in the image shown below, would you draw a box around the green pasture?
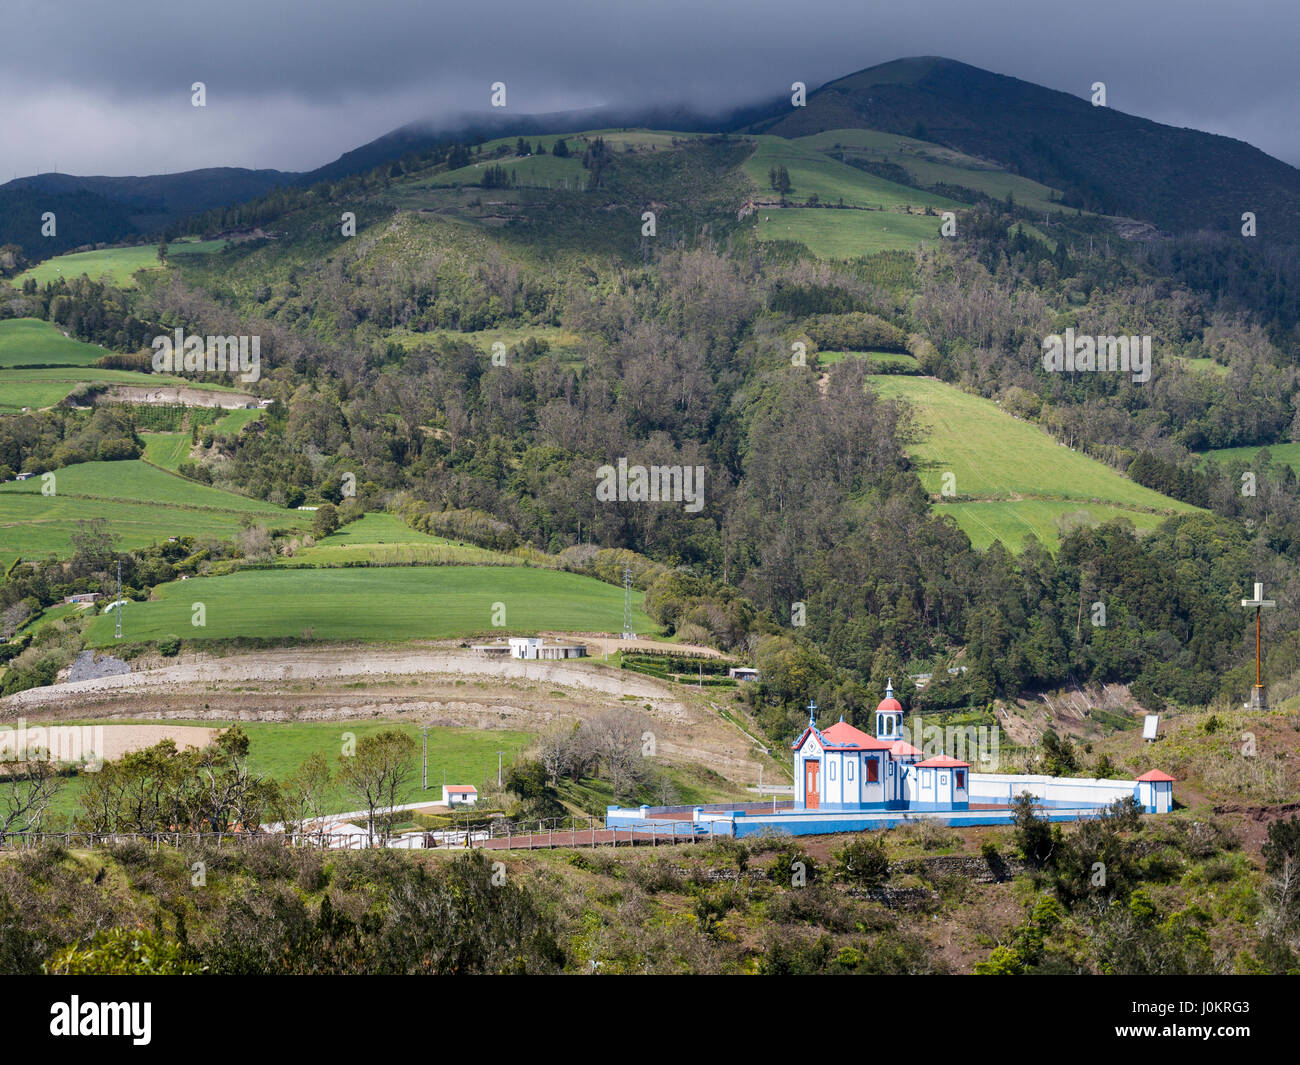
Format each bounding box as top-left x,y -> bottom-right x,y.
867,375 -> 1196,550
0,318 -> 110,368
12,239 -> 227,288
0,367 -> 236,411
1198,441 -> 1300,475
30,721 -> 535,822
744,136 -> 960,211
0,459 -> 307,562
794,128 -> 1066,214
83,564 -> 654,646
817,350 -> 919,372
286,513 -> 514,566
752,207 -> 946,257
140,432 -> 192,471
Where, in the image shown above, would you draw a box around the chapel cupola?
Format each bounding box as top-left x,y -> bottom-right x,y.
875,679 -> 903,740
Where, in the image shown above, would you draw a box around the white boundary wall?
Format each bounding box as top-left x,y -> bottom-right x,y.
970,773 -> 1137,807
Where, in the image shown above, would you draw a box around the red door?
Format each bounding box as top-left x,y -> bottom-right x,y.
805,761 -> 820,809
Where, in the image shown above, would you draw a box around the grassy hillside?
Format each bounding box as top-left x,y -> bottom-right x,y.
753,207 -> 944,257
818,350 -> 919,372
11,238 -> 226,288
743,135 -> 960,211
0,318 -> 110,368
0,366 -> 238,411
286,513 -> 514,566
1199,441 -> 1300,475
83,564 -> 655,645
753,56 -> 1300,242
869,375 -> 1198,549
794,128 -> 1065,214
32,721 -> 534,821
0,459 -> 306,564
140,431 -> 193,471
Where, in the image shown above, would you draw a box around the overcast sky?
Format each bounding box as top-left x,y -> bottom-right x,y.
1,0 -> 1297,178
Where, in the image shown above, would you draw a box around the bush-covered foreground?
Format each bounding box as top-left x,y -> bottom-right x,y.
2,805 -> 1296,974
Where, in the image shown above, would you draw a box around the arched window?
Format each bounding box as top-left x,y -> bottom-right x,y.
847,759 -> 854,781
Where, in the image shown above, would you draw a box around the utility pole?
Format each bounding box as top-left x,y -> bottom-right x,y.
421,727 -> 429,790
622,567 -> 634,639
114,559 -> 122,640
497,750 -> 503,788
1241,582 -> 1276,710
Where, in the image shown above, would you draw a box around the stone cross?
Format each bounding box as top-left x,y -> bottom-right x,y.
1240,581 -> 1276,709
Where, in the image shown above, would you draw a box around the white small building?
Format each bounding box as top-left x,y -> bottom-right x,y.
442,785 -> 478,806
506,637 -> 586,660
729,667 -> 760,682
1136,770 -> 1174,813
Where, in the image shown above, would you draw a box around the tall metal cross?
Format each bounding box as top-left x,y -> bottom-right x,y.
807,699 -> 818,726
1241,581 -> 1276,709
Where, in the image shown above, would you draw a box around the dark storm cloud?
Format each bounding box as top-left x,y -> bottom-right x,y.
1,0 -> 1297,176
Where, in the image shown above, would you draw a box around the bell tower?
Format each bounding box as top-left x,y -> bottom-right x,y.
875,679 -> 903,740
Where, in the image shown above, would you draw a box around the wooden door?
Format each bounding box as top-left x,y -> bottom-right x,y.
805,760 -> 820,809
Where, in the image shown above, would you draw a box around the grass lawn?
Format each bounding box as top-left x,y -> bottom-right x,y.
0,459 -> 308,565
753,207 -> 946,257
83,565 -> 655,646
11,239 -> 226,288
867,375 -> 1197,550
34,721 -> 535,823
0,318 -> 111,368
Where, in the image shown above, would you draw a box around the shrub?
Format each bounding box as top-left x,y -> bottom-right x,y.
835,836 -> 890,888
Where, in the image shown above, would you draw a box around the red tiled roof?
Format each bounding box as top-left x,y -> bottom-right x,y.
1135,770 -> 1175,782
888,739 -> 924,757
445,785 -> 478,793
820,720 -> 893,751
915,755 -> 970,768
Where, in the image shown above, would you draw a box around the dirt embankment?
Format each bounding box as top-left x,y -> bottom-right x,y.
0,647 -> 762,786
96,385 -> 259,408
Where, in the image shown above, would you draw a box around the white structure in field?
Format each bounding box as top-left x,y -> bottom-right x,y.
470,637 -> 587,660
507,637 -> 586,660
442,785 -> 478,806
